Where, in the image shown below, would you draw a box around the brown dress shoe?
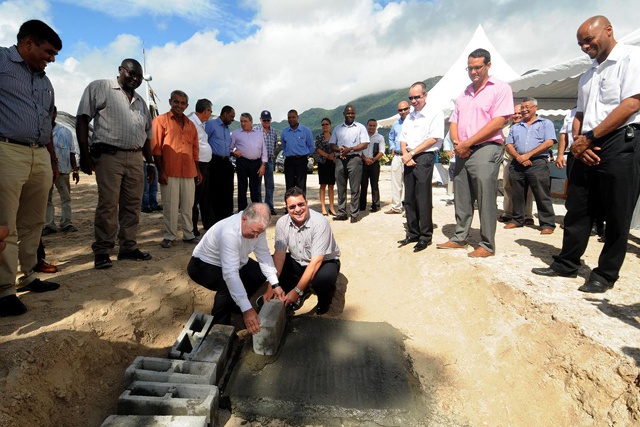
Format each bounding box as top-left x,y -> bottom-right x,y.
385,209 -> 402,214
436,240 -> 468,249
34,259 -> 58,273
504,222 -> 521,229
540,228 -> 554,235
468,246 -> 494,258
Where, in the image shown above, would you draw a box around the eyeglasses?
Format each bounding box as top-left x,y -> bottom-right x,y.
321,123 -> 330,126
287,202 -> 306,210
398,107 -> 409,112
465,64 -> 486,72
120,67 -> 143,80
262,119 -> 271,122
408,94 -> 424,101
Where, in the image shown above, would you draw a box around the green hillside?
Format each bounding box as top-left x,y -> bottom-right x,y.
271,76 -> 442,142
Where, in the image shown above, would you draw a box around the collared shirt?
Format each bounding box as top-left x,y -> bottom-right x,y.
0,46 -> 54,145
151,111 -> 199,178
253,124 -> 278,159
560,108 -> 577,149
506,115 -> 557,156
274,209 -> 340,266
52,124 -> 75,174
192,212 -> 279,313
205,117 -> 232,157
449,76 -> 514,144
280,124 -> 314,157
400,105 -> 444,151
189,113 -> 212,162
77,79 -> 152,149
577,43 -> 640,133
388,117 -> 405,153
231,128 -> 267,162
328,121 -> 370,153
361,132 -> 386,158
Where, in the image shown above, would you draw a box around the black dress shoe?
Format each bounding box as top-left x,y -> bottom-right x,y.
531,267 -> 577,278
193,229 -> 201,237
270,209 -> 277,216
333,214 -> 348,221
578,279 -> 613,293
95,254 -> 113,269
370,206 -> 380,213
413,240 -> 431,252
16,279 -> 60,293
0,295 -> 27,317
350,217 -> 359,223
117,249 -> 152,261
397,237 -> 419,247
141,207 -> 152,213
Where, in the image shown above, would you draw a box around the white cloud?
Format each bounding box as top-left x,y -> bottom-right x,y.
2,0 -> 639,122
0,0 -> 51,46
56,0 -> 218,21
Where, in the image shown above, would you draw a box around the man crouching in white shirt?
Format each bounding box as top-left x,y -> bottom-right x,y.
187,203 -> 283,334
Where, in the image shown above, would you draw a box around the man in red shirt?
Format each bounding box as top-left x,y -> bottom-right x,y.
152,90 -> 202,248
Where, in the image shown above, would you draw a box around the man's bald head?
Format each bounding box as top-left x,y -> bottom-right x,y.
577,15 -> 615,64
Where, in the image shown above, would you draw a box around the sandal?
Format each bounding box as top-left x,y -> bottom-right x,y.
160,239 -> 173,248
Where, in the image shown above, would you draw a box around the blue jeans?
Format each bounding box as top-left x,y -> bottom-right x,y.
263,158 -> 275,210
142,164 -> 159,209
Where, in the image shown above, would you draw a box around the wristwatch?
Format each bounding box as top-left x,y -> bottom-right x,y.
294,286 -> 304,296
585,130 -> 595,142
271,282 -> 280,290
410,150 -> 415,157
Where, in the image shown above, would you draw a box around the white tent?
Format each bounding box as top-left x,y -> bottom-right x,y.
378,24 -> 521,128
510,27 -> 640,119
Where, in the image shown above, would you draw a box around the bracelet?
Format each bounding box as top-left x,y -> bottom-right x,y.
294,286 -> 304,297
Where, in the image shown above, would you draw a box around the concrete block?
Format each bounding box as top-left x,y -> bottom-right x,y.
188,324 -> 235,378
124,356 -> 216,388
252,299 -> 286,356
168,312 -> 214,360
101,414 -> 207,427
118,381 -> 218,425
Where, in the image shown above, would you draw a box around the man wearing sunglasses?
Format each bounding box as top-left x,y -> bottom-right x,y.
77,58 -> 155,269
386,101 -> 410,215
437,48 -> 514,257
263,187 -> 341,315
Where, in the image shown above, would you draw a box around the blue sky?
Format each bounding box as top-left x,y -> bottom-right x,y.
1,0 -> 638,120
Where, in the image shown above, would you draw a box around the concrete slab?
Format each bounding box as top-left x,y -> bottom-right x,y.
252,299 -> 286,356
124,356 -> 216,388
101,415 -> 207,427
224,317 -> 429,425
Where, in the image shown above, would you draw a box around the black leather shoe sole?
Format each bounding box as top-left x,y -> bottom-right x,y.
95,255 -> 113,269
117,249 -> 152,261
333,214 -> 348,221
413,240 -> 432,252
531,267 -> 577,278
0,295 -> 27,316
397,237 -> 419,247
578,279 -> 613,293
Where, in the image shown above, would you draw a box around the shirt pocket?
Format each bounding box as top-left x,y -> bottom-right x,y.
598,76 -> 620,105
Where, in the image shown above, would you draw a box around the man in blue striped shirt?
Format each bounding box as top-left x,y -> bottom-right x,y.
0,20 -> 63,317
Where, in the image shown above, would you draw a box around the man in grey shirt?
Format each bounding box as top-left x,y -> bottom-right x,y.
263,187 -> 341,315
77,58 -> 155,269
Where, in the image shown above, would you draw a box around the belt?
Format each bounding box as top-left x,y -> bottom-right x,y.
211,154 -> 230,160
530,155 -> 549,161
101,143 -> 141,153
471,141 -> 501,150
0,136 -> 44,148
344,154 -> 360,159
287,155 -> 307,159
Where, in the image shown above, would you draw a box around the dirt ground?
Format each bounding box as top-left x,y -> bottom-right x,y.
1,166 -> 640,427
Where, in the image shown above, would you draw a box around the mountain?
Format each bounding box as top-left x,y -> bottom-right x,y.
271,76 -> 442,142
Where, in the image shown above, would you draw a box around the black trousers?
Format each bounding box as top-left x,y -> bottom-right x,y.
551,126 -> 640,284
359,162 -> 381,210
278,253 -> 340,309
187,256 -> 266,325
236,157 -> 262,211
509,158 -> 555,228
284,155 -> 308,192
192,161 -> 209,232
404,152 -> 435,242
202,155 -> 234,229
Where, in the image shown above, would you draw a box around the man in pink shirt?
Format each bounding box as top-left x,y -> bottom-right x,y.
437,48 -> 514,257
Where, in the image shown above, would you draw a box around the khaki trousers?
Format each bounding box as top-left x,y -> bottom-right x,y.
0,142 -> 52,297
160,176 -> 196,241
92,150 -> 144,255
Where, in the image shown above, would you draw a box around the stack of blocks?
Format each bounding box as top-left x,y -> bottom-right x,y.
101,312 -> 235,427
101,302 -> 288,426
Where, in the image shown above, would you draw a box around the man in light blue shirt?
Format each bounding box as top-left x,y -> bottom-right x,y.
505,97 -> 556,233
281,109 -> 314,193
203,105 -> 235,227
